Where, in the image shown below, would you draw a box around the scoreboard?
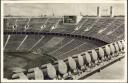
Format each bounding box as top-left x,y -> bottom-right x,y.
63,15 -> 77,24
63,15 -> 82,25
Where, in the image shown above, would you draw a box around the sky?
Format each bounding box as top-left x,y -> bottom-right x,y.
2,0 -> 126,1
4,3 -> 125,16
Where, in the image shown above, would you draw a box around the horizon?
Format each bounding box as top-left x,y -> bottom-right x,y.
4,3 -> 125,17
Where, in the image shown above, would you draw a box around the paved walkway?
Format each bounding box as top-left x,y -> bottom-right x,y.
86,58 -> 125,80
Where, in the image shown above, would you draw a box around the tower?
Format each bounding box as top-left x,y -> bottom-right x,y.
110,6 -> 113,17
97,6 -> 100,17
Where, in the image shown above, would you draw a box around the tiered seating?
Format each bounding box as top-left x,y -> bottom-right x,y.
3,17 -> 124,52
29,36 -> 53,51
73,18 -> 97,35
17,35 -> 43,51
57,40 -> 101,60
4,18 -> 17,31
11,40 -> 125,80
91,18 -> 124,43
51,17 -> 86,33
42,18 -> 97,55
4,17 -> 125,80
51,24 -> 76,33
116,34 -> 124,41
83,17 -> 115,36
4,35 -> 26,51
49,39 -> 86,58
48,38 -> 105,59
45,18 -> 116,56
38,18 -> 97,54
15,18 -> 29,31
26,18 -> 47,32
4,35 -> 8,45
46,37 -> 74,53
42,18 -> 60,31
106,24 -> 124,42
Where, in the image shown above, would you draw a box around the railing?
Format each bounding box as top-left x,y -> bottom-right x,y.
8,39 -> 125,80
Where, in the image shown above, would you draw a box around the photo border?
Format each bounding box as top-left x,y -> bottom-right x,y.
1,0 -> 127,82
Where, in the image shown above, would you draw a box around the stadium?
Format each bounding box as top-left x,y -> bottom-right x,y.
3,3 -> 125,80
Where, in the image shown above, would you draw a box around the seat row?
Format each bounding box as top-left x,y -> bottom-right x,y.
11,40 -> 125,80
